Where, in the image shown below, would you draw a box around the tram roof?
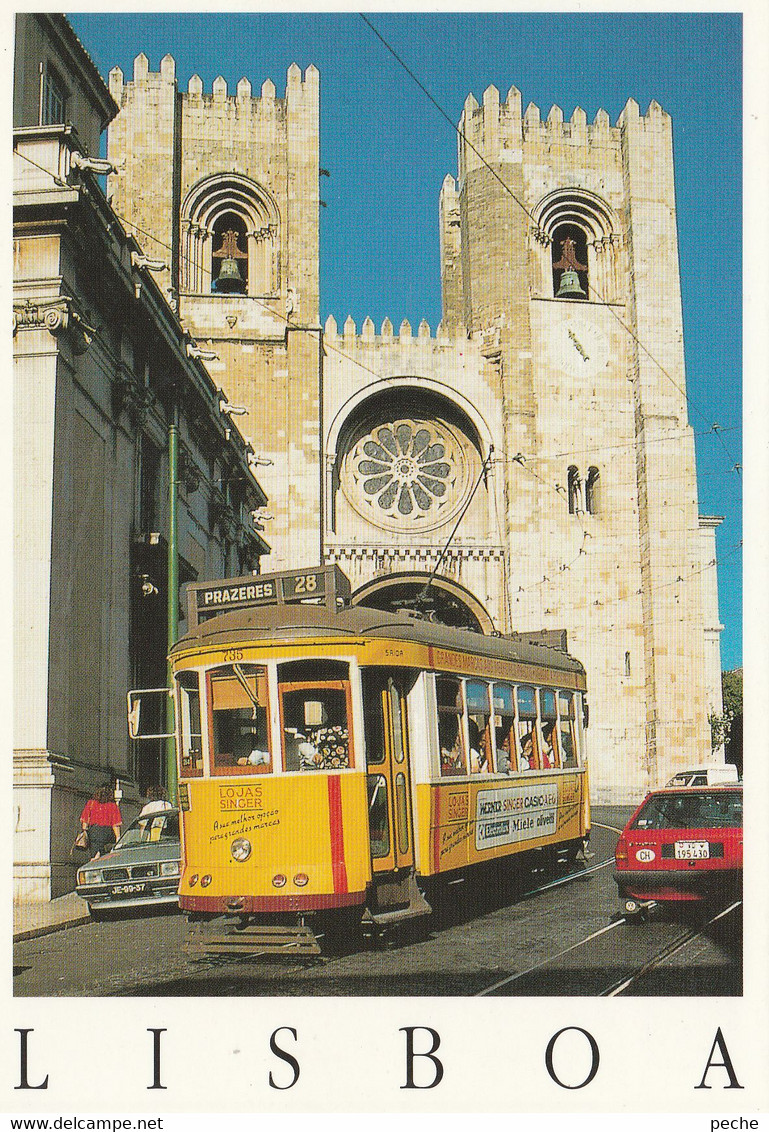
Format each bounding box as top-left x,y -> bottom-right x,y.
171,601 -> 585,677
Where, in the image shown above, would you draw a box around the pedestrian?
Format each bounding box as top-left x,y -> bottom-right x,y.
139,784 -> 173,816
80,783 -> 122,859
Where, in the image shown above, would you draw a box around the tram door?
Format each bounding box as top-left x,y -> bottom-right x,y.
363,673 -> 415,874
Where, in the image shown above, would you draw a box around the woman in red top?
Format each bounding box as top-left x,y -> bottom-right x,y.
80,784 -> 122,860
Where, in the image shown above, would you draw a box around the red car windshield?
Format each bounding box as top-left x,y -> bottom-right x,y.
631,791 -> 742,831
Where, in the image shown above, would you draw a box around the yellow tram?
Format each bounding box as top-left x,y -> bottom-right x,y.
160,565 -> 590,953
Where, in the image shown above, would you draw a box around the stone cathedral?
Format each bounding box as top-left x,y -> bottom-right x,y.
105,54 -> 723,802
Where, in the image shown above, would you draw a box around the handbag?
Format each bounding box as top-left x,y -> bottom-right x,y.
74,829 -> 89,850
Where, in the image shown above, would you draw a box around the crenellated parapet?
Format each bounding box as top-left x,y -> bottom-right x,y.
324,313 -> 474,350
457,84 -> 670,178
108,53 -> 318,117
322,314 -> 501,403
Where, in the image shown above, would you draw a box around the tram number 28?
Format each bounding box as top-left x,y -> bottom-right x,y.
287,573 -> 320,596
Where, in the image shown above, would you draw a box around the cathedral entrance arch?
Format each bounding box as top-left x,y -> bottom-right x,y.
351,572 -> 494,634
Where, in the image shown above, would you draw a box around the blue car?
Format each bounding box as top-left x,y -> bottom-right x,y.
76,809 -> 181,919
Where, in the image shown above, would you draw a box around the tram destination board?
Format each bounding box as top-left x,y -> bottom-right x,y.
185,564 -> 352,626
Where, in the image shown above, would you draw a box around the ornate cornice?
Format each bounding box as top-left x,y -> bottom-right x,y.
12,296 -> 96,354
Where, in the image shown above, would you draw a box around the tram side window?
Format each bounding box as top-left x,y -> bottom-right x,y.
516,686 -> 539,770
492,683 -> 515,773
280,680 -> 352,771
539,688 -> 559,768
436,677 -> 468,777
466,681 -> 494,773
558,691 -> 578,766
177,672 -> 204,777
209,665 -> 272,774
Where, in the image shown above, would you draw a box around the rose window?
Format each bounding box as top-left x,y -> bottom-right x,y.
342,418 -> 473,532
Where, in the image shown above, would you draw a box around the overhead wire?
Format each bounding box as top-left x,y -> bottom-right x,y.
18,81 -> 739,612
18,146 -> 741,483
358,13 -> 741,476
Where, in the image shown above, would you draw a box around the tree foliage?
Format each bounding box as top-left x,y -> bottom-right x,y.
722,668 -> 743,718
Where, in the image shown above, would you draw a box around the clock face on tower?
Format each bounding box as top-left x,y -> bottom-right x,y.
553,320 -> 611,381
341,417 -> 475,533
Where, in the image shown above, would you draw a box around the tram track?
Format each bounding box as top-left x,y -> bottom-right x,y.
601,899 -> 742,996
476,894 -> 742,998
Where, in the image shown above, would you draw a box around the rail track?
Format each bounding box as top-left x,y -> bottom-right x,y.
475,885 -> 742,997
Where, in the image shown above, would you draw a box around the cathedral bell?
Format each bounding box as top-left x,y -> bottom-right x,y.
212,227 -> 248,294
214,256 -> 245,293
555,268 -> 587,298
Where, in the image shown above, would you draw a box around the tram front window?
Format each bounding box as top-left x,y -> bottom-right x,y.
209,664 -> 272,774
280,683 -> 352,771
177,672 -> 203,776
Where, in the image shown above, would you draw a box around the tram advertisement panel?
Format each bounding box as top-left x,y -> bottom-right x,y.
475,783 -> 558,850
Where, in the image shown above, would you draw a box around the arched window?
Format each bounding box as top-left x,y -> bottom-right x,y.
552,223 -> 589,300
585,467 -> 601,515
180,174 -> 279,297
532,189 -> 623,304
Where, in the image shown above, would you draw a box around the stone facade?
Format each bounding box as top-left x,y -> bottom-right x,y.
106,60 -> 724,802
13,16 -> 269,901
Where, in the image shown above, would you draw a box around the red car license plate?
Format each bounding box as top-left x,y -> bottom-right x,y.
110,882 -> 147,896
674,841 -> 709,860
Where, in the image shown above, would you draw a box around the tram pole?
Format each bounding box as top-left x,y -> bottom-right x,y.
165,399 -> 179,806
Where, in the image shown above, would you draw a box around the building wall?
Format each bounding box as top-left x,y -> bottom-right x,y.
13,14 -> 115,156
14,24 -> 269,901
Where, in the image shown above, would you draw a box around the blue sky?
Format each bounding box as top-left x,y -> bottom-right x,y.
69,11 -> 743,671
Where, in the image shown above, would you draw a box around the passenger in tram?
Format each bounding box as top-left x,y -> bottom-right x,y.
518,731 -> 535,771
540,722 -> 557,768
438,706 -> 466,775
239,747 -> 270,767
468,719 -> 493,773
468,719 -> 483,773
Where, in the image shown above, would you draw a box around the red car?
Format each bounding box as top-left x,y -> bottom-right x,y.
614,785 -> 742,921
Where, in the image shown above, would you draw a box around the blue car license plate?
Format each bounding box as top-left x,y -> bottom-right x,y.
110,882 -> 147,896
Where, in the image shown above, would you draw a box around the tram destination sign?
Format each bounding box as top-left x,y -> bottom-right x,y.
185,565 -> 352,627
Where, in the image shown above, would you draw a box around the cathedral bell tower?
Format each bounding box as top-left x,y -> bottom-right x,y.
107,53 -> 322,572
437,85 -> 721,798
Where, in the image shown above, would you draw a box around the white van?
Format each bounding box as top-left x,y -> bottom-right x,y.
665,764 -> 739,788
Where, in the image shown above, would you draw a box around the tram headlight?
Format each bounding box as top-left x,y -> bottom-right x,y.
231,838 -> 252,863
200,874 -> 212,888
293,873 -> 309,887
160,861 -> 181,876
189,873 -> 199,887
272,873 -> 287,888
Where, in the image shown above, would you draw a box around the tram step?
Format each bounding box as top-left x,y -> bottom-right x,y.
185,922 -> 322,958
363,872 -> 432,926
